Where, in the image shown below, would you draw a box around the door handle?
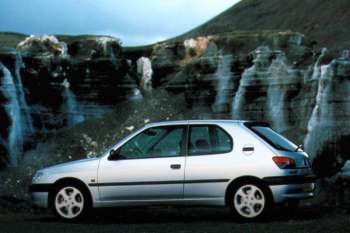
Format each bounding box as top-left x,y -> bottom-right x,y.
170,164 -> 181,169
243,147 -> 254,152
242,144 -> 254,155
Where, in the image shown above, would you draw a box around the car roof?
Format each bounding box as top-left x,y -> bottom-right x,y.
146,119 -> 247,127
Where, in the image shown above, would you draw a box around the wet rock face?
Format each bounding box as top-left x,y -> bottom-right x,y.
1,31 -> 350,177
148,31 -> 350,177
0,35 -> 137,166
304,57 -> 350,173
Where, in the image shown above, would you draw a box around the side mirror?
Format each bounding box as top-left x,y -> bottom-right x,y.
109,149 -> 121,160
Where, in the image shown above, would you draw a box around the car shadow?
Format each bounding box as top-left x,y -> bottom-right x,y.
35,205 -> 327,225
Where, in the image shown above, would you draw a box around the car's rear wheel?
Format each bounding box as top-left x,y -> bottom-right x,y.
51,184 -> 90,221
229,182 -> 271,221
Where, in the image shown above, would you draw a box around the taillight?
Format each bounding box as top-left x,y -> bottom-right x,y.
272,156 -> 296,169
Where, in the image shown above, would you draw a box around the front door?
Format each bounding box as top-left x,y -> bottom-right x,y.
98,125 -> 187,202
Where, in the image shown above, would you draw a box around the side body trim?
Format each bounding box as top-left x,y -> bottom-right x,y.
89,179 -> 230,187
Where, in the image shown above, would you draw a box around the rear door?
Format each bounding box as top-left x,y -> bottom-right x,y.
184,124 -> 233,199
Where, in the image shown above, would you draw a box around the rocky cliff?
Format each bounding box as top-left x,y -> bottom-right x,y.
0,34 -> 140,167
137,31 -> 349,177
0,30 -> 349,177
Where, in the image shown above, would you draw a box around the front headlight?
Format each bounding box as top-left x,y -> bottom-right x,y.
32,171 -> 45,183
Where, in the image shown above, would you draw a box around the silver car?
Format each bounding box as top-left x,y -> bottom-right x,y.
29,120 -> 315,221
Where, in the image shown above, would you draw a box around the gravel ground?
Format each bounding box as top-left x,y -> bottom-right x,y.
0,205 -> 349,233
1,178 -> 350,233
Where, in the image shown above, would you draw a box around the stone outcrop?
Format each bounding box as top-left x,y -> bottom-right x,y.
17,35 -> 68,57
1,31 -> 349,177
141,31 -> 349,176
0,35 -> 137,167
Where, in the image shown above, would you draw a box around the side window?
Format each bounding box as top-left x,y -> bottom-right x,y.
214,126 -> 233,153
189,126 -> 212,155
119,126 -> 185,159
188,125 -> 232,155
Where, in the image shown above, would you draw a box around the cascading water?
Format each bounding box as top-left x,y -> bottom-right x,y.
62,79 -> 85,127
304,50 -> 350,162
0,63 -> 24,166
311,48 -> 328,80
232,46 -> 272,120
97,37 -> 118,66
214,53 -> 233,112
231,66 -> 255,119
266,52 -> 290,132
14,54 -> 34,135
304,64 -> 339,161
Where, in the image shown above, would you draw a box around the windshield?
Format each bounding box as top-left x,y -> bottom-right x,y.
250,126 -> 298,152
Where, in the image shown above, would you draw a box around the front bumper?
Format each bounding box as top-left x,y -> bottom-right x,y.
263,175 -> 316,203
28,184 -> 53,208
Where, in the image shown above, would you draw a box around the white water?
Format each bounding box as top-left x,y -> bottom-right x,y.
14,54 -> 34,135
97,37 -> 118,66
231,66 -> 255,119
232,46 -> 271,119
62,80 -> 85,126
0,63 -> 24,166
214,53 -> 233,108
266,53 -> 289,132
311,48 -> 328,80
304,64 -> 332,160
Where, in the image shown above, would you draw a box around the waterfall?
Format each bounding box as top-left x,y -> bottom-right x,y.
231,66 -> 255,119
14,54 -> 34,135
266,53 -> 289,132
232,46 -> 272,119
303,64 -> 333,160
0,63 -> 24,166
62,79 -> 85,127
304,49 -> 350,162
304,48 -> 332,159
214,53 -> 233,112
311,48 -> 328,80
97,37 -> 117,66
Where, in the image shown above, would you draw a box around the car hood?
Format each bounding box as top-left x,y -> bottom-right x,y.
41,157 -> 100,174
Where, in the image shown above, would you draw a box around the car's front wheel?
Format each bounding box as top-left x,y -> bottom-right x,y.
51,184 -> 90,221
229,182 -> 271,221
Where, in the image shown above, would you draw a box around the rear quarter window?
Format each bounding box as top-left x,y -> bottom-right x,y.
188,125 -> 233,155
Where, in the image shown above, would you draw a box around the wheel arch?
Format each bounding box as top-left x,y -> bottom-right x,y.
225,176 -> 273,206
48,177 -> 93,209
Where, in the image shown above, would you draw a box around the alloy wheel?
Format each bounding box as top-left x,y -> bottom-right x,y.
233,184 -> 266,218
55,186 -> 85,219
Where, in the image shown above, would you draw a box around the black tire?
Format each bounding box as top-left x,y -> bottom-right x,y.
229,181 -> 272,221
50,182 -> 91,221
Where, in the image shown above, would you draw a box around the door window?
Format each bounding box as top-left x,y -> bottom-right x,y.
119,126 -> 185,159
188,125 -> 232,155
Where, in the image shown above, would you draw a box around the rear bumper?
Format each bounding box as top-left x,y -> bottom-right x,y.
263,175 -> 316,203
28,184 -> 52,208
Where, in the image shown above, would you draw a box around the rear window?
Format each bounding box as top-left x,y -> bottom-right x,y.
249,126 -> 298,152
